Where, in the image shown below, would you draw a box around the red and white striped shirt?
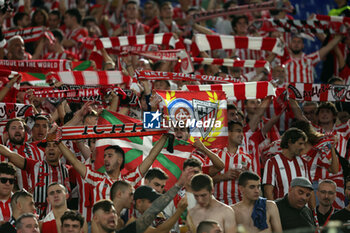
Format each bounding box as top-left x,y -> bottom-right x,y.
235,48 -> 263,74
284,52 -> 321,83
0,198 -> 11,222
214,147 -> 254,205
263,153 -> 310,199
41,211 -> 58,233
0,142 -> 44,190
84,166 -> 142,203
63,27 -> 88,59
25,158 -> 70,218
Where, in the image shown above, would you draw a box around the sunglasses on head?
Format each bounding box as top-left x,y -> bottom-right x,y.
0,177 -> 15,184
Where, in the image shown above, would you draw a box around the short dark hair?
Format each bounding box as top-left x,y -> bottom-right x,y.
93,199 -> 114,214
160,1 -> 172,10
13,12 -> 29,26
51,29 -> 64,43
280,128 -> 307,149
61,210 -> 84,228
65,8 -> 82,24
5,118 -> 26,132
145,168 -> 169,182
110,180 -> 131,201
47,182 -> 67,196
183,158 -> 202,170
197,220 -> 220,233
16,213 -> 37,229
34,115 -> 50,123
126,0 -> 138,7
238,171 -> 260,186
49,10 -> 60,18
191,174 -> 213,192
11,189 -> 33,209
228,120 -> 243,131
231,15 -> 248,29
0,162 -> 16,176
328,76 -> 344,84
316,102 -> 337,118
82,16 -> 97,27
104,145 -> 125,170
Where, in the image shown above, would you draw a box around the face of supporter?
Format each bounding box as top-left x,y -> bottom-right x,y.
33,11 -> 45,26
160,4 -> 173,19
8,120 -> 26,145
234,18 -> 248,35
272,66 -> 286,82
228,123 -> 244,146
19,15 -> 31,28
317,182 -> 336,208
240,180 -> 261,201
317,108 -> 335,125
64,14 -> 74,28
227,109 -> 243,122
48,14 -> 60,29
32,119 -> 48,142
208,224 -> 223,233
94,207 -> 118,231
126,3 -> 138,20
120,186 -> 134,208
19,196 -> 36,215
8,38 -> 25,60
83,116 -> 98,126
290,37 -> 304,54
303,105 -> 317,124
174,127 -> 189,141
45,142 -> 61,163
193,189 -> 212,208
154,80 -> 170,90
136,199 -> 152,213
245,99 -> 260,115
47,184 -> 67,208
17,217 -> 40,233
85,21 -> 102,38
146,178 -> 167,193
0,173 -> 15,198
144,3 -> 155,18
288,138 -> 306,157
61,219 -> 82,233
104,149 -> 123,173
344,181 -> 350,200
288,186 -> 312,209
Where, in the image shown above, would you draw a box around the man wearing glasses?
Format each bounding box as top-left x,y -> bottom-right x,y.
0,162 -> 16,224
316,179 -> 338,227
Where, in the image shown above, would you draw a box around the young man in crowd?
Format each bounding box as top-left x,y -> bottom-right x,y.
0,162 -> 16,223
15,213 -> 40,233
187,173 -> 236,233
60,210 -> 85,233
232,171 -> 282,233
144,168 -> 169,194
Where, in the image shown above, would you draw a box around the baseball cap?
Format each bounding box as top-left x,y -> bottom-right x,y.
134,186 -> 161,202
290,177 -> 313,190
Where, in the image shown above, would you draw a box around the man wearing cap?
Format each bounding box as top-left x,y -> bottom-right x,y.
128,185 -> 188,233
276,177 -> 315,231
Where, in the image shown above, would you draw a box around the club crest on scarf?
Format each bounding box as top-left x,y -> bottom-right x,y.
331,85 -> 348,101
156,90 -> 227,148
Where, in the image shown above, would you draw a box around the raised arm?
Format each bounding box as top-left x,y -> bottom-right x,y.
138,134 -> 170,176
135,167 -> 194,233
289,98 -> 308,122
58,141 -> 87,178
193,139 -> 224,177
319,34 -> 343,60
0,144 -> 25,169
249,97 -> 272,132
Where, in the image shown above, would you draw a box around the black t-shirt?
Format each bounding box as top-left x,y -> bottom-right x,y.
330,208 -> 350,223
0,222 -> 16,233
316,206 -> 337,226
276,195 -> 315,231
116,221 -> 136,233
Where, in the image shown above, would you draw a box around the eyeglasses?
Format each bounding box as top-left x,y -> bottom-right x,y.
0,177 -> 15,184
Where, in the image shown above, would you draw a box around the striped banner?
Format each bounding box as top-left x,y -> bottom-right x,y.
48,71 -> 132,86
95,33 -> 176,49
4,26 -> 55,43
182,81 -> 276,100
194,34 -> 284,56
192,58 -> 270,71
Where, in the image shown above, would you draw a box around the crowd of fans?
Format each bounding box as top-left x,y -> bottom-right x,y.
0,0 -> 349,232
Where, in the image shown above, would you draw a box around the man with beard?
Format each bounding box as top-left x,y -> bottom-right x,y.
0,141 -> 70,218
1,118 -> 44,190
284,34 -> 343,83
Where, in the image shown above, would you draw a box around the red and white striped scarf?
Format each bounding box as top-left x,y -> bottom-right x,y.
313,14 -> 350,24
49,124 -> 167,141
182,81 -> 276,100
0,103 -> 34,121
4,26 -> 55,44
0,59 -> 71,73
95,33 -> 177,50
48,71 -> 132,86
287,83 -> 350,102
136,70 -> 239,83
192,58 -> 270,71
193,34 -> 284,56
